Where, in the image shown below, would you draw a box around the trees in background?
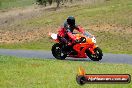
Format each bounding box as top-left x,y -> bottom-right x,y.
36,0 -> 73,8
36,0 -> 47,6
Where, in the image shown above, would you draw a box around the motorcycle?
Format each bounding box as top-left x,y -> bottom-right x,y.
49,32 -> 103,61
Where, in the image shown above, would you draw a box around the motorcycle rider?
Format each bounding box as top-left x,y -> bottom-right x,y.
58,16 -> 85,45
57,16 -> 85,54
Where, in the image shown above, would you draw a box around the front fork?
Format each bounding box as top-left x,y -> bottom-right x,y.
89,45 -> 98,55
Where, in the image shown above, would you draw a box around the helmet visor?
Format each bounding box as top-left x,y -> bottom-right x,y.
67,19 -> 75,26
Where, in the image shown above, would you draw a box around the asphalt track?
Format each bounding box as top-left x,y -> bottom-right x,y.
0,49 -> 132,64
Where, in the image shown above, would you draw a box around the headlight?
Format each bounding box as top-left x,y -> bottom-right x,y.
92,37 -> 96,43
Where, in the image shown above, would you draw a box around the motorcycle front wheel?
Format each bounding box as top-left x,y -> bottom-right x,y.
86,47 -> 103,61
52,43 -> 67,60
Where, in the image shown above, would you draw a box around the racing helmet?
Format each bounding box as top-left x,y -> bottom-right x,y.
67,16 -> 75,26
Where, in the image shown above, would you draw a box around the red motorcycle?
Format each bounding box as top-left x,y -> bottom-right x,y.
49,32 -> 103,61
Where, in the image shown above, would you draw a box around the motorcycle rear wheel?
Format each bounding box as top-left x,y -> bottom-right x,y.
52,43 -> 67,60
86,47 -> 103,61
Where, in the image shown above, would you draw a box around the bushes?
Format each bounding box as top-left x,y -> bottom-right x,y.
36,0 -> 54,6
36,0 -> 73,8
36,0 -> 47,6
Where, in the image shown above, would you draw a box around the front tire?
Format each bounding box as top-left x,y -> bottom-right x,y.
86,47 -> 103,61
52,43 -> 67,60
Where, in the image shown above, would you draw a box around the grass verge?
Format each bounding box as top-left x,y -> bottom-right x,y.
0,55 -> 132,88
0,0 -> 132,54
0,29 -> 132,54
0,38 -> 53,50
0,0 -> 35,10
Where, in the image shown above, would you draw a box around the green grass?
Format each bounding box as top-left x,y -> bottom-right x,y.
0,0 -> 132,54
92,30 -> 132,54
0,55 -> 132,88
0,38 -> 53,50
0,0 -> 35,9
20,0 -> 132,27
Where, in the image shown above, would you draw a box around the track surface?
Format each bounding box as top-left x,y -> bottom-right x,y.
0,49 -> 132,64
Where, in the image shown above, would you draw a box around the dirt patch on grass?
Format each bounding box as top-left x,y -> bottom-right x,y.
0,23 -> 131,43
0,28 -> 50,43
0,5 -> 57,27
88,24 -> 132,34
0,5 -> 58,43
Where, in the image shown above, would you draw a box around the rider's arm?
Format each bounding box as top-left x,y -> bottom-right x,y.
67,29 -> 76,41
76,25 -> 85,34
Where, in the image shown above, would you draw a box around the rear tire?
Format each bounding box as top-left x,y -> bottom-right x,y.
86,47 -> 103,61
52,43 -> 67,60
